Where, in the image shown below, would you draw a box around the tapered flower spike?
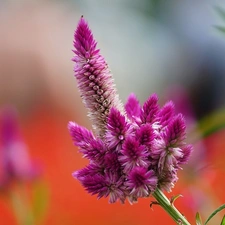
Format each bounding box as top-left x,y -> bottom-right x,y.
140,93 -> 159,124
125,167 -> 157,199
119,136 -> 150,173
72,16 -> 123,136
125,93 -> 141,121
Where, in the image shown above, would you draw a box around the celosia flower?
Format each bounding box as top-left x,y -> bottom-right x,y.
69,17 -> 192,204
0,107 -> 39,189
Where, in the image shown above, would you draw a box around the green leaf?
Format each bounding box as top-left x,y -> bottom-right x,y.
204,204 -> 225,225
215,6 -> 225,21
170,194 -> 183,206
32,181 -> 49,224
220,215 -> 225,225
214,6 -> 225,35
196,212 -> 203,225
195,108 -> 225,139
214,25 -> 225,33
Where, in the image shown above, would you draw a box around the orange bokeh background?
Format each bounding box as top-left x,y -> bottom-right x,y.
0,103 -> 224,225
0,1 -> 225,224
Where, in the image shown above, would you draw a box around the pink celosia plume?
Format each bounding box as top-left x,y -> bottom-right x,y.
69,17 -> 193,204
72,16 -> 123,136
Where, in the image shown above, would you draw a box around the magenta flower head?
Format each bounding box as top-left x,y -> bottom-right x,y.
69,17 -> 193,204
0,107 -> 39,189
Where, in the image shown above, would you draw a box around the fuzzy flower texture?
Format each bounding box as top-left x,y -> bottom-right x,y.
69,17 -> 192,204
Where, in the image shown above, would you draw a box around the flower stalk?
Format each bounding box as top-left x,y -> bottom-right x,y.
152,188 -> 191,225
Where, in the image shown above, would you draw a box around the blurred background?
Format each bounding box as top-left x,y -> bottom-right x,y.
0,0 -> 225,224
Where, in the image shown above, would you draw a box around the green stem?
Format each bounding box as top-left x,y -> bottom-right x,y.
152,188 -> 191,225
9,184 -> 34,225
